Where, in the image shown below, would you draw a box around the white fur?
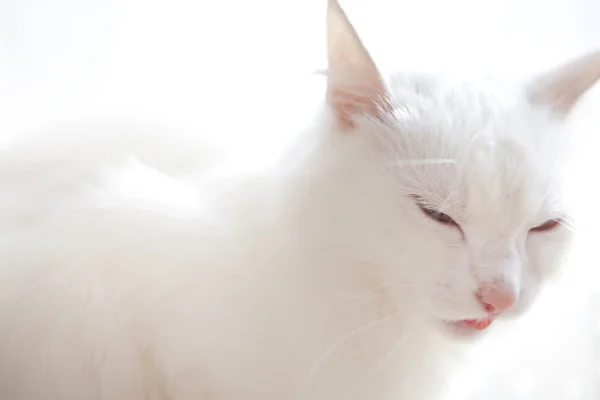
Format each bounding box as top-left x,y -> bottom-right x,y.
0,81 -> 577,400
0,2 -> 597,399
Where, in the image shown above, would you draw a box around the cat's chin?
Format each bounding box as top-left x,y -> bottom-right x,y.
439,318 -> 495,341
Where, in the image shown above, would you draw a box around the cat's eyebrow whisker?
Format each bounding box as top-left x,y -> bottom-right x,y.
439,190 -> 459,212
303,312 -> 399,385
395,158 -> 457,168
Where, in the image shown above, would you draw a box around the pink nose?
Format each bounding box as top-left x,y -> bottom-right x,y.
477,283 -> 518,314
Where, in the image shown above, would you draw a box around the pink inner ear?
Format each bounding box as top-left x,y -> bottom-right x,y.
329,84 -> 391,130
326,0 -> 392,131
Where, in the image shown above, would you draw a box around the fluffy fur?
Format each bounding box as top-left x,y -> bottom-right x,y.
0,1 -> 599,399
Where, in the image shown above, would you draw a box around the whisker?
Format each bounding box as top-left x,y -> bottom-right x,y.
347,334 -> 408,399
209,288 -> 399,358
335,285 -> 388,300
304,312 -> 399,384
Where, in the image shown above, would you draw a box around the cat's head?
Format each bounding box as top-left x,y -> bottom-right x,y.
316,0 -> 600,339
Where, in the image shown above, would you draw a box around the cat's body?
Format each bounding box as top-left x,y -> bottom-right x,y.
0,119 -> 452,400
1,1 -> 599,399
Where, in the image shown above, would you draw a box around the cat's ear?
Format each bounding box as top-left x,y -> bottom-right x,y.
527,50 -> 600,115
327,0 -> 391,130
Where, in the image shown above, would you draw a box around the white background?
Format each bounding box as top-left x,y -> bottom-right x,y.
1,0 -> 599,399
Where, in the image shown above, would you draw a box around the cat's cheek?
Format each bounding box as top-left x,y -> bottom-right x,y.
430,224 -> 465,250
506,276 -> 540,319
409,209 -> 464,243
526,228 -> 573,279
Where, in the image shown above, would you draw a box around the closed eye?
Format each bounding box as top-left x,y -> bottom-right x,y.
418,204 -> 458,227
530,218 -> 562,232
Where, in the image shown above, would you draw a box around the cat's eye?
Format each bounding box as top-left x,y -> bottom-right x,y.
419,205 -> 457,226
530,218 -> 562,232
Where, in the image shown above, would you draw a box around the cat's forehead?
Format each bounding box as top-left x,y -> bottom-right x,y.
389,75 -> 545,136
385,75 -> 567,220
458,138 -> 553,227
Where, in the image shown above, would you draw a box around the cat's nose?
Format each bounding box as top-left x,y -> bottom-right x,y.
477,282 -> 519,314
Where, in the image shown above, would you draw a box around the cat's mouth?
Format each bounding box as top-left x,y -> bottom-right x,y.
442,317 -> 495,338
452,317 -> 494,331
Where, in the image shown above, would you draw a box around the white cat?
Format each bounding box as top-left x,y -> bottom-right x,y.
0,0 -> 599,399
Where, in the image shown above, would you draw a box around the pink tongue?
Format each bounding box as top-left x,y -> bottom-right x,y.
463,318 -> 493,330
